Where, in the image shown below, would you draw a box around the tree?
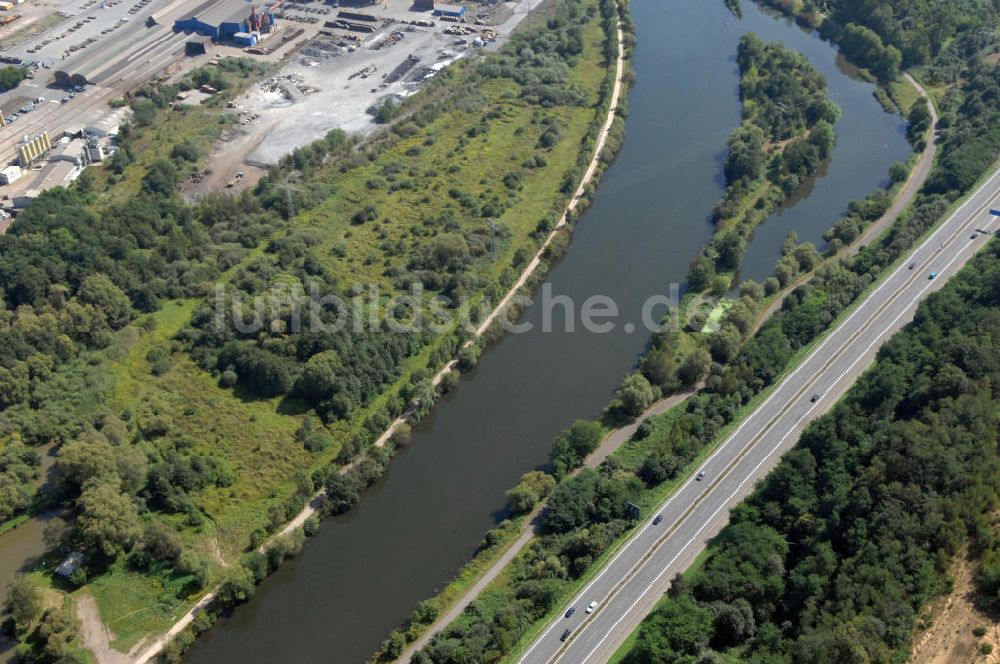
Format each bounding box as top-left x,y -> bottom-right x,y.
218,342 -> 294,398
141,521 -> 183,563
550,420 -> 605,477
77,482 -> 142,558
543,470 -> 598,534
617,373 -> 656,417
6,575 -> 43,628
678,348 -> 711,386
839,23 -> 899,81
57,438 -> 118,491
889,162 -> 909,184
214,565 -> 256,606
505,471 -> 556,514
709,324 -> 742,363
382,631 -> 407,659
688,255 -> 717,292
324,474 -> 361,515
0,66 -> 27,92
907,99 -> 932,143
639,452 -> 679,487
808,120 -> 836,159
641,347 -> 679,391
723,124 -> 765,184
141,158 -> 178,196
714,232 -> 745,271
170,141 -> 201,163
34,606 -> 78,661
624,595 -> 713,663
294,351 -> 342,403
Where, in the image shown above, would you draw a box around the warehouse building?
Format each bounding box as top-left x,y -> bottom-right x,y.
433,3 -> 466,19
175,6 -> 275,43
0,164 -> 22,185
173,16 -> 218,39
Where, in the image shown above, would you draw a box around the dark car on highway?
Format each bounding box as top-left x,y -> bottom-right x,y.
565,607 -> 575,618
560,628 -> 571,642
653,514 -> 663,525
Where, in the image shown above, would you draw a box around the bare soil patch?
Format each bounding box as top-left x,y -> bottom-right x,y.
911,550 -> 1000,664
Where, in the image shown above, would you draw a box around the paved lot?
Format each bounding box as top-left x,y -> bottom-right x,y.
518,171 -> 1000,664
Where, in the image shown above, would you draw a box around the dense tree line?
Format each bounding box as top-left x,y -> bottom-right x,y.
623,239 -> 1000,664
0,186 -> 280,389
756,0 -> 998,83
824,0 -> 998,72
923,62 -> 1000,196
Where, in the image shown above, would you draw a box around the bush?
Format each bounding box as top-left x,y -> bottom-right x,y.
303,432 -> 333,453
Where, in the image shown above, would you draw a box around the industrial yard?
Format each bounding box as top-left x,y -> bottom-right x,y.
0,0 -> 545,214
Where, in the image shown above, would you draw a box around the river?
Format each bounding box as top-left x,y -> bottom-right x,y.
0,2 -> 905,663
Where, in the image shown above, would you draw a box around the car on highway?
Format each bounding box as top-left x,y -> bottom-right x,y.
560,628 -> 571,642
971,234 -> 978,240
586,601 -> 598,614
653,514 -> 663,525
929,272 -> 938,279
908,263 -> 915,269
696,470 -> 706,481
564,607 -> 575,618
810,393 -> 820,402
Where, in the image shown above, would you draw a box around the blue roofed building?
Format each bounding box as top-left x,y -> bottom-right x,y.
433,3 -> 466,19
173,16 -> 218,39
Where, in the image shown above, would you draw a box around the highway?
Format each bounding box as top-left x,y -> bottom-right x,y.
518,170 -> 1000,664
